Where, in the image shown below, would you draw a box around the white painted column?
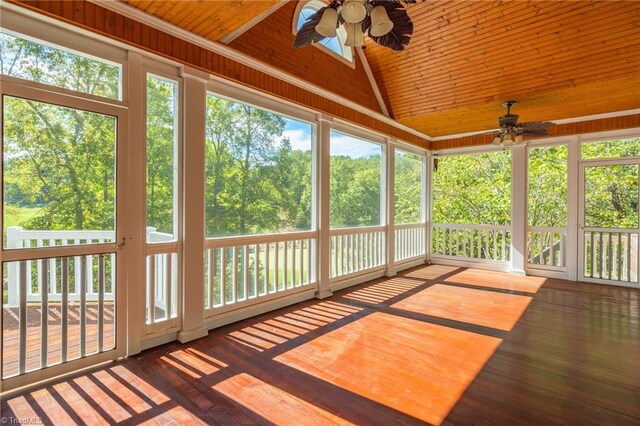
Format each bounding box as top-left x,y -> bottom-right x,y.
315,115 -> 333,299
178,66 -> 209,343
511,145 -> 527,275
126,51 -> 145,356
425,152 -> 433,263
566,137 -> 580,281
385,140 -> 396,276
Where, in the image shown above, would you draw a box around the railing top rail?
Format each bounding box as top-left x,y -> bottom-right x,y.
206,230 -> 316,248
330,225 -> 386,236
10,228 -> 115,239
528,226 -> 567,233
582,227 -> 640,234
432,223 -> 511,231
394,222 -> 426,230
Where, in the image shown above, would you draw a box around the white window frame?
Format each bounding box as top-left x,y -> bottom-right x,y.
292,0 -> 355,69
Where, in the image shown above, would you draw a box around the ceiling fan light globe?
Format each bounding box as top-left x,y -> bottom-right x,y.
492,135 -> 502,146
315,8 -> 338,37
515,135 -> 524,144
370,6 -> 394,37
345,23 -> 365,47
342,0 -> 367,24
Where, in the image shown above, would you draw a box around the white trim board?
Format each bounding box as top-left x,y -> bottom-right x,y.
85,0 -> 428,142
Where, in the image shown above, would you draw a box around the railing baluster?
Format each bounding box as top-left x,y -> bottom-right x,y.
80,256 -> 87,357
264,244 -> 270,294
626,233 -> 631,281
40,259 -> 48,368
598,232 -> 603,279
232,246 -> 239,301
148,255 -> 156,322
166,253 -> 173,317
62,257 -> 69,363
243,244 -> 250,298
291,240 -> 296,288
274,242 -> 280,292
255,244 -> 261,295
616,233 -> 622,281
221,247 -> 227,303
283,240 -> 288,290
299,240 -> 304,287
607,233 -> 613,280
98,254 -> 105,353
19,261 -> 27,374
208,249 -> 215,307
307,238 -> 312,284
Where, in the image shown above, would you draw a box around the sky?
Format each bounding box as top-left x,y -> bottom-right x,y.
282,119 -> 381,159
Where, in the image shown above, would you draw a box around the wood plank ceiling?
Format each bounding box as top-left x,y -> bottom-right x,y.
121,0 -> 640,138
365,0 -> 640,137
122,0 -> 282,42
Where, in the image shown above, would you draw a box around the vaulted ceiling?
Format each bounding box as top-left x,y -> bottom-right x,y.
122,0 -> 640,138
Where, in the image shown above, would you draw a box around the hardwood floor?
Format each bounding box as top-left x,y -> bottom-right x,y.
1,265 -> 638,425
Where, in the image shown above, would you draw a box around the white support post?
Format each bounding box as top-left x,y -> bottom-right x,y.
385,140 -> 396,276
567,137 -> 580,281
511,145 -> 527,275
315,115 -> 333,299
178,66 -> 208,343
425,152 -> 432,263
126,51 -> 145,356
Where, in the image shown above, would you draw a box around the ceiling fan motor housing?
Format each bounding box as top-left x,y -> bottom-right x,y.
499,113 -> 519,128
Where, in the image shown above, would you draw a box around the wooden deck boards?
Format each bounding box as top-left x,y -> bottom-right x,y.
1,265 -> 639,425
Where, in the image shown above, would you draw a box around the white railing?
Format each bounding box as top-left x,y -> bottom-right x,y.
204,231 -> 316,311
583,229 -> 638,282
432,223 -> 511,262
6,227 -> 116,306
145,227 -> 179,325
528,226 -> 566,269
394,223 -> 426,263
2,253 -> 116,378
5,226 -> 173,307
330,225 -> 385,280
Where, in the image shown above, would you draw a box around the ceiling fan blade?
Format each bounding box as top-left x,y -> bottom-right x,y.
520,121 -> 556,130
522,129 -> 551,136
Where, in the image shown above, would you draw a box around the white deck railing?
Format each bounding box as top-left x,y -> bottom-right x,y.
583,229 -> 638,282
527,226 -> 566,269
395,223 -> 426,263
432,223 -> 511,262
204,231 -> 316,312
5,226 -> 172,307
330,225 -> 385,280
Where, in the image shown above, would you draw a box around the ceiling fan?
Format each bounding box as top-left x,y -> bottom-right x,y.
489,101 -> 556,146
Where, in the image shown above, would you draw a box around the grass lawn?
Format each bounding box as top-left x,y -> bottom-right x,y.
4,205 -> 41,228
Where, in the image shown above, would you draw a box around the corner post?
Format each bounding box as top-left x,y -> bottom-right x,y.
566,136 -> 580,281
511,144 -> 527,275
385,140 -> 396,276
178,66 -> 209,343
315,115 -> 333,299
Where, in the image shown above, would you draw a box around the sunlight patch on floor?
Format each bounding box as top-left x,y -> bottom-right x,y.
275,312 -> 502,425
445,268 -> 546,293
392,284 -> 533,331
